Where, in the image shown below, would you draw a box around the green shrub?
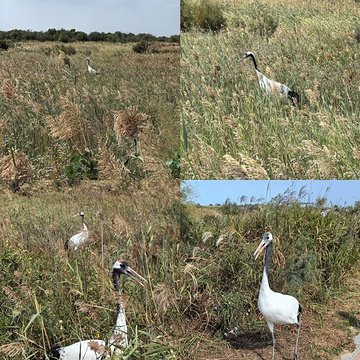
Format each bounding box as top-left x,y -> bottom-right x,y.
166,149 -> 181,178
132,40 -> 149,54
64,151 -> 98,184
0,40 -> 9,51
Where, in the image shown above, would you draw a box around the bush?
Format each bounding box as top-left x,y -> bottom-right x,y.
55,44 -> 76,55
64,151 -> 98,184
0,40 -> 9,51
166,149 -> 181,178
181,0 -> 226,32
132,40 -> 149,54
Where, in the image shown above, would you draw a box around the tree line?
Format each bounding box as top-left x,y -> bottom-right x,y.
0,28 -> 179,45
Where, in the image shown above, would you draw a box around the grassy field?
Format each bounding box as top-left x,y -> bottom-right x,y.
0,40 -> 179,185
180,192 -> 360,359
181,0 -> 360,179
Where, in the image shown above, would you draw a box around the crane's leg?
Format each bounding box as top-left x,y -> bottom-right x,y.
267,321 -> 275,360
294,321 -> 301,360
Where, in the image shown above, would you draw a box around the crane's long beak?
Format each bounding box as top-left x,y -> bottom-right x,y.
125,267 -> 147,287
240,54 -> 248,62
254,240 -> 266,260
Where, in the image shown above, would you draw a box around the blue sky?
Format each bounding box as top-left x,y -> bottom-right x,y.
0,0 -> 180,36
181,180 -> 360,207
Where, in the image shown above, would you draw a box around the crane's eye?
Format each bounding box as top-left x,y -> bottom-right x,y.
266,236 -> 270,240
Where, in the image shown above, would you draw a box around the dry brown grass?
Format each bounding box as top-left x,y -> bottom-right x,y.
45,96 -> 85,141
113,106 -> 150,141
0,150 -> 33,183
58,51 -> 70,67
2,79 -> 17,99
0,342 -> 26,358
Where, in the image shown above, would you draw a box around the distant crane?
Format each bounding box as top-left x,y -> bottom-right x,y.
64,212 -> 89,251
46,259 -> 147,359
87,59 -> 98,75
254,232 -> 301,360
241,51 -> 300,105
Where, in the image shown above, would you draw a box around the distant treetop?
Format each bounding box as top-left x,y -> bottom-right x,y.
0,28 -> 179,44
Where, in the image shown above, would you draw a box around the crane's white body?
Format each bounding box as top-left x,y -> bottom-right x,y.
67,212 -> 89,250
46,260 -> 146,360
241,51 -> 299,105
254,232 -> 301,360
47,308 -> 127,360
48,339 -> 106,359
255,69 -> 291,101
87,59 -> 97,75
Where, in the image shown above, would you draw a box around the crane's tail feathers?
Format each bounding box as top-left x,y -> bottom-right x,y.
288,90 -> 300,105
45,346 -> 62,359
297,304 -> 302,322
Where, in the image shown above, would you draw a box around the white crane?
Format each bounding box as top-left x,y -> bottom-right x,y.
254,232 -> 301,360
45,259 -> 146,359
65,212 -> 89,251
240,51 -> 300,105
87,59 -> 98,75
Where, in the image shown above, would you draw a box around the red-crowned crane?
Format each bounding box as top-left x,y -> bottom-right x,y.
65,212 -> 89,251
241,51 -> 300,105
254,232 -> 301,360
45,259 -> 146,359
87,59 -> 98,75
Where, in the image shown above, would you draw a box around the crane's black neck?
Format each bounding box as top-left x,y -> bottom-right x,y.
264,241 -> 273,276
247,53 -> 258,70
112,270 -> 122,316
112,270 -> 121,294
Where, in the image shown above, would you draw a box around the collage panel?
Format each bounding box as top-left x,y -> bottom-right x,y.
0,182 -> 180,359
181,179 -> 360,359
181,0 -> 360,180
0,1 -> 181,359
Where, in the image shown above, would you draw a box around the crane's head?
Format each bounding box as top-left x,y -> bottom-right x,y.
73,212 -> 85,217
240,51 -> 258,70
113,259 -> 147,286
240,51 -> 255,62
254,232 -> 273,260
